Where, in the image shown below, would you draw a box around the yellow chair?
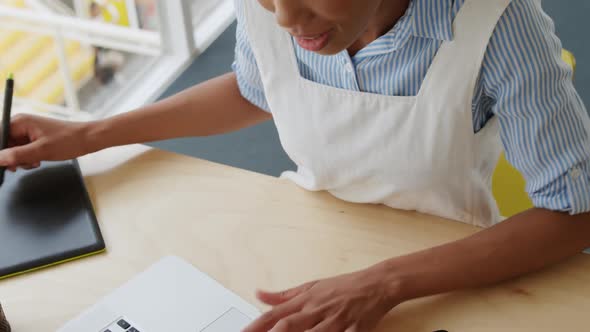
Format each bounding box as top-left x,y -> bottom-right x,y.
95,0 -> 131,27
492,49 -> 577,217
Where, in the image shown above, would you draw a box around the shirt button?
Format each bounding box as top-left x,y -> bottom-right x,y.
570,167 -> 582,180
344,63 -> 354,73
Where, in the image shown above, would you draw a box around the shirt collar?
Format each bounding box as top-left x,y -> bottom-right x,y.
352,0 -> 454,59
411,0 -> 454,41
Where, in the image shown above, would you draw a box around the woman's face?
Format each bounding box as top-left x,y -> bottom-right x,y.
257,0 -> 384,55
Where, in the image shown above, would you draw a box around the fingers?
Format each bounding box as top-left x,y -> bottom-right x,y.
257,281 -> 317,306
8,137 -> 32,149
19,163 -> 41,170
243,300 -> 304,332
0,115 -> 43,168
5,114 -> 34,141
307,317 -> 348,332
0,142 -> 44,167
268,312 -> 323,332
4,162 -> 41,173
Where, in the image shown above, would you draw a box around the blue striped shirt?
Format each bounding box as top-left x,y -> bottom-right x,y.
232,0 -> 590,214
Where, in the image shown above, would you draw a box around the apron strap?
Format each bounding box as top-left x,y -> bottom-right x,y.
241,0 -> 301,84
418,0 -> 513,106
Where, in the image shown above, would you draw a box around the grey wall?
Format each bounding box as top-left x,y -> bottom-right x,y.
542,0 -> 590,109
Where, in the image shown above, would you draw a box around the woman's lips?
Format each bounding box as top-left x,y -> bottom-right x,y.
294,30 -> 331,52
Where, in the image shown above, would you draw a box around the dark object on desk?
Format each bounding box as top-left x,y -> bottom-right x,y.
0,160 -> 105,279
0,302 -> 10,332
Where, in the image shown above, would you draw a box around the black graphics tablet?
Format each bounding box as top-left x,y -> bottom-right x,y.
0,160 -> 105,279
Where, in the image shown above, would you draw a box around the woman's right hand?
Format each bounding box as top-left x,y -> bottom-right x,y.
0,114 -> 94,171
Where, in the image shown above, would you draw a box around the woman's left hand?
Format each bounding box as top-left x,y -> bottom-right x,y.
242,266 -> 400,332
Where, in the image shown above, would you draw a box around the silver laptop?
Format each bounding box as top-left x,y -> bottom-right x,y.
58,256 -> 260,332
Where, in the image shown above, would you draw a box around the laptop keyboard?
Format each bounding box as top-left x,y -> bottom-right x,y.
102,318 -> 141,332
100,308 -> 251,332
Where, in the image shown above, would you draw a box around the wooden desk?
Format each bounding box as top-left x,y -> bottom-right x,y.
0,145 -> 589,331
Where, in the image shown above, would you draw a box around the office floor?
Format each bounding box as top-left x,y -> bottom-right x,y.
151,1 -> 589,177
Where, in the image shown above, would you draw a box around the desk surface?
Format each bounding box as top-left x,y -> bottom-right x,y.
0,145 -> 589,332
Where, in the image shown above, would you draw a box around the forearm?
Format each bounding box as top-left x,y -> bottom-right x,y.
85,72 -> 271,152
378,209 -> 590,302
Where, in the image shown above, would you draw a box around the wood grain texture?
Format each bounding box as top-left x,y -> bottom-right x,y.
0,145 -> 589,331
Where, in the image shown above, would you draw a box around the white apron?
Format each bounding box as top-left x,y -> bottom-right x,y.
242,0 -> 512,227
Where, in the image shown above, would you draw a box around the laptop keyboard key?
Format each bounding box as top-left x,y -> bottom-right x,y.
117,319 -> 131,329
129,328 -> 140,332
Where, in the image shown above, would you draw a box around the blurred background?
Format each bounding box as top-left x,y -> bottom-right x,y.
0,0 -> 227,120
0,0 -> 587,176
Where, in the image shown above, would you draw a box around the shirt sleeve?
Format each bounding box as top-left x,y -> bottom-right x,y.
231,0 -> 271,112
481,0 -> 590,214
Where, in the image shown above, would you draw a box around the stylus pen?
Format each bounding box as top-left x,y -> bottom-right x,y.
1,73 -> 14,187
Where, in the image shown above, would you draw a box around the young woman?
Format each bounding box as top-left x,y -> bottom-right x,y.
1,0 -> 589,331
